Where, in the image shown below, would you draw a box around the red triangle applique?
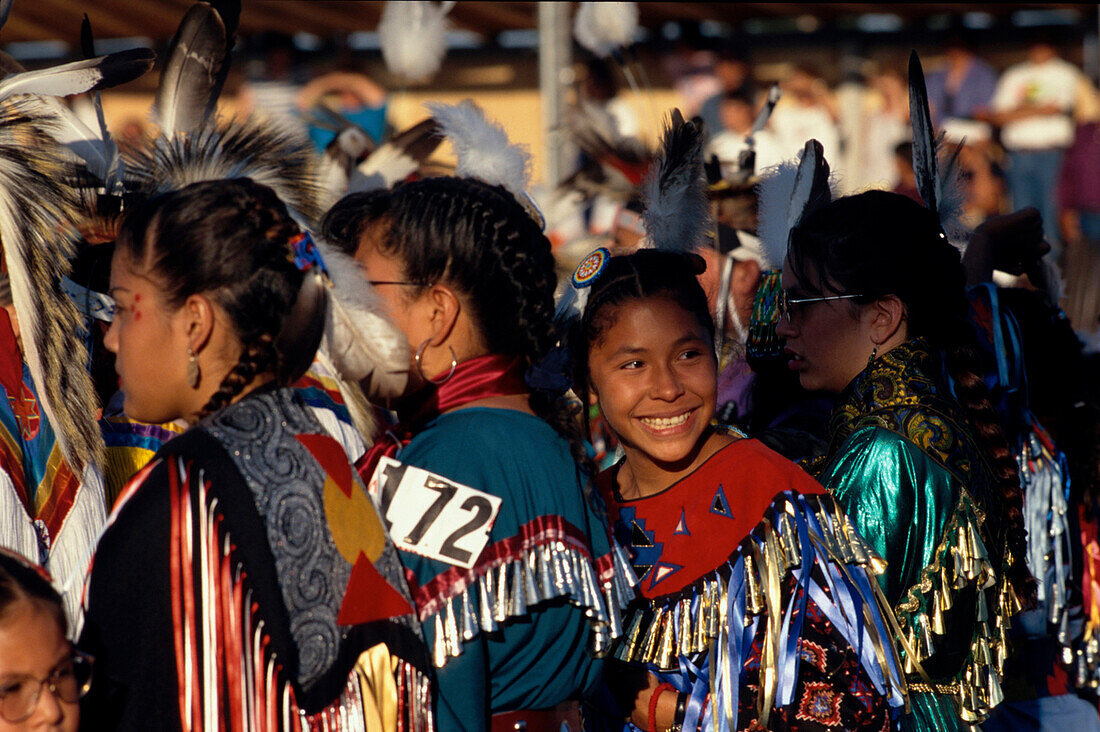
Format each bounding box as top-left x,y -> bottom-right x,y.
337,551 -> 413,625
295,433 -> 354,497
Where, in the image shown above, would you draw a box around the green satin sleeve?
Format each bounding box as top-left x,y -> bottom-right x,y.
817,425 -> 961,607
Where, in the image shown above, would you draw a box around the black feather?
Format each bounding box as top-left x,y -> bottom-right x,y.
908,50 -> 938,215
80,15 -> 95,59
156,2 -> 228,134
387,117 -> 443,164
91,48 -> 156,92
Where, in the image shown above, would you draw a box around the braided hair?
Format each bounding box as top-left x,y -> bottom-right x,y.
570,250 -> 715,437
787,190 -> 1036,604
323,177 -> 585,463
117,178 -> 305,419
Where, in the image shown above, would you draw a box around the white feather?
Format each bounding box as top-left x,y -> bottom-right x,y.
754,159 -> 799,271
426,99 -> 531,202
573,2 -> 639,58
379,1 -> 453,83
314,239 -> 410,400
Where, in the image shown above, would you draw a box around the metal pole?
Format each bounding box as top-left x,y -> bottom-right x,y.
538,2 -> 572,188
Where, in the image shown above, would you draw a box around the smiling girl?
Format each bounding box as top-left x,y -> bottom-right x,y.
575,249 -> 904,731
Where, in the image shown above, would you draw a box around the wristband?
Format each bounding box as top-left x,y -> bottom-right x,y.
647,682 -> 675,732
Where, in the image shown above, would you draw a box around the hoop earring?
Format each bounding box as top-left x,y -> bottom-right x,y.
415,339 -> 457,385
187,347 -> 201,389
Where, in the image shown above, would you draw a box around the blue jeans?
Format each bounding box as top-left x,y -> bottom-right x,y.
1006,148 -> 1065,256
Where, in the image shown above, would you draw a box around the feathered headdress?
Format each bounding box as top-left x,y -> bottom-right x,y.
554,109 -> 710,329
379,1 -> 454,84
573,2 -> 639,58
121,0 -> 411,435
908,50 -> 966,243
0,98 -> 102,473
748,139 -> 833,360
0,26 -> 156,474
641,109 -> 710,253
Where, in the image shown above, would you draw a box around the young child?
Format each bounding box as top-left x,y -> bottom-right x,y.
0,548 -> 88,731
572,249 -> 904,731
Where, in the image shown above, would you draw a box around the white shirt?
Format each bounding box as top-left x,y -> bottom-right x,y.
993,58 -> 1082,150
707,128 -> 782,179
768,103 -> 840,168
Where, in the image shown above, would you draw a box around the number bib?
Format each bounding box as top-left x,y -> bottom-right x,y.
368,457 -> 502,569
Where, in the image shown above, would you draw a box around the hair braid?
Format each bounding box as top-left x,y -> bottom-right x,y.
198,333 -> 278,419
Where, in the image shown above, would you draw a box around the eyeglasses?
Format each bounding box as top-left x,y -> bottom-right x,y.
0,651 -> 93,723
777,290 -> 864,323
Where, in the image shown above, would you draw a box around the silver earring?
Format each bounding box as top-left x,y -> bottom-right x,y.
414,339 -> 457,385
187,347 -> 200,389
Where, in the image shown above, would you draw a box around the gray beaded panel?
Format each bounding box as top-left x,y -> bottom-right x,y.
202,389 -> 350,691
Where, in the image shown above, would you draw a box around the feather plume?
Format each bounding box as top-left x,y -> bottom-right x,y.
908,50 -> 967,240
379,1 -> 453,83
77,15 -> 126,194
0,49 -> 154,102
787,139 -> 831,233
349,117 -> 442,194
754,140 -> 832,270
155,2 -> 228,135
640,109 -> 709,253
0,98 -> 104,471
574,2 -> 639,58
755,158 -> 798,271
314,239 -> 410,400
908,50 -> 938,216
427,99 -> 531,203
126,118 -> 323,225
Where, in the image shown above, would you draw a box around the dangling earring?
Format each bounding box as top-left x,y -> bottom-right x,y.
187,347 -> 200,389
867,345 -> 878,367
415,339 -> 457,385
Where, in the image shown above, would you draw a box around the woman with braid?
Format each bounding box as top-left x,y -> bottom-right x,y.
775,190 -> 1035,731
78,179 -> 431,731
331,175 -> 633,731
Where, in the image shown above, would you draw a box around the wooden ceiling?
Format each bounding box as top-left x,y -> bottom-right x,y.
1,2 -> 1087,46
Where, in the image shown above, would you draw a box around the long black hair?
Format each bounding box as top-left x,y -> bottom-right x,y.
323,177 -> 584,461
117,178 -> 306,418
788,189 -> 1035,603
570,249 -> 715,436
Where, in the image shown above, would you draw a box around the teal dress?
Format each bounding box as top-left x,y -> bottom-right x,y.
394,408 -> 631,731
810,338 -> 1025,732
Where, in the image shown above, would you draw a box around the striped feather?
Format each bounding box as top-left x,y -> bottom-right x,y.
0,98 -> 104,474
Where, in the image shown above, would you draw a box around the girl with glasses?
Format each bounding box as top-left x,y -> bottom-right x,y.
776,190 -> 1035,730
0,548 -> 89,731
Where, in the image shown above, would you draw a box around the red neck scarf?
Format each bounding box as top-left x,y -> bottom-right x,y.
356,354 -> 528,481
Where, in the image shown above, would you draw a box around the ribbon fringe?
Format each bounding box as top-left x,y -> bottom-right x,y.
423,538 -> 637,668
616,491 -> 908,731
171,457 -> 433,732
892,487 -> 1021,724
